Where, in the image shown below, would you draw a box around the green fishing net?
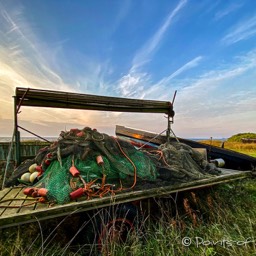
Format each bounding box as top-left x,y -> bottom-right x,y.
15,127 -> 220,205
33,127 -> 158,204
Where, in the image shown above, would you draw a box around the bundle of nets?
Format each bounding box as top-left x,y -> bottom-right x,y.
154,141 -> 221,183
27,127 -> 158,204
8,127 -> 221,205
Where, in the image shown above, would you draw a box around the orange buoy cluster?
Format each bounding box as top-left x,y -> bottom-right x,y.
68,155 -> 114,200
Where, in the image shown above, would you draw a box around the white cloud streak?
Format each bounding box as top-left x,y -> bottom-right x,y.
171,50 -> 256,137
214,3 -> 242,21
117,0 -> 187,98
222,15 -> 256,45
143,56 -> 203,100
132,0 -> 187,71
127,49 -> 256,137
159,56 -> 203,83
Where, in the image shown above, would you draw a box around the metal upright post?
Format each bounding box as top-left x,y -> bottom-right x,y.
166,114 -> 171,142
14,95 -> 21,165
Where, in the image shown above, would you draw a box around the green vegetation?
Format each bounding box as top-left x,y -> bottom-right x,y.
200,137 -> 256,158
113,180 -> 256,256
227,133 -> 256,142
0,178 -> 255,256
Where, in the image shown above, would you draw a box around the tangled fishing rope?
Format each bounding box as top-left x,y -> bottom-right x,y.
5,127 -> 221,206
18,127 -> 157,204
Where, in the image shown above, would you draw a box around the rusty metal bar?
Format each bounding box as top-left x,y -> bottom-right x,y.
17,126 -> 51,143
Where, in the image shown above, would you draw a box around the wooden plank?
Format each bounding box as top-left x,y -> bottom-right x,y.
16,87 -> 171,106
0,188 -> 12,201
0,169 -> 252,229
116,125 -> 166,145
18,101 -> 171,113
0,187 -> 23,216
2,188 -> 28,215
15,87 -> 174,115
17,197 -> 38,214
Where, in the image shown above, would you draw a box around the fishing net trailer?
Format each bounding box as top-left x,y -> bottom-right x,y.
8,87 -> 180,202
2,88 -> 176,242
3,87 -> 224,251
9,87 -> 220,200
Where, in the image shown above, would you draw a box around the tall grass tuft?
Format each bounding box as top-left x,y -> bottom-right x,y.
108,179 -> 256,256
1,178 -> 255,256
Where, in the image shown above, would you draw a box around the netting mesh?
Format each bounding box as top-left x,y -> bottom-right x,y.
36,156 -> 73,204
32,127 -> 158,204
13,127 -> 221,205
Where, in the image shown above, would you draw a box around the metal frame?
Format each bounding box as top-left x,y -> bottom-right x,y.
14,87 -> 175,164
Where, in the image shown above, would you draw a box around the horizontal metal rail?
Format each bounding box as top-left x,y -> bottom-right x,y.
15,87 -> 174,115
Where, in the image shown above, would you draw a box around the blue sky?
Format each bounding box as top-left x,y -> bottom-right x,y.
0,0 -> 255,138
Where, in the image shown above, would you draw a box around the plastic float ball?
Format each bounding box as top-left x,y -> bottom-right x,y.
29,163 -> 37,173
29,171 -> 39,183
20,172 -> 31,182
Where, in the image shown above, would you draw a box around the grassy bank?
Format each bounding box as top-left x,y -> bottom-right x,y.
200,140 -> 256,158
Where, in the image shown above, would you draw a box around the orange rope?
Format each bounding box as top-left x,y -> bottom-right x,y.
0,198 -> 40,208
149,149 -> 172,168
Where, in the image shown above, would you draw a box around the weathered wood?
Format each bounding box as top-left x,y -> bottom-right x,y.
2,189 -> 28,215
0,187 -> 23,216
0,188 -> 12,201
0,169 -> 252,229
116,125 -> 166,145
15,87 -> 174,115
0,142 -> 50,161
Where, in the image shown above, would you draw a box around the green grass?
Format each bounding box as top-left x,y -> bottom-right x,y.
0,178 -> 255,256
109,179 -> 256,256
227,133 -> 256,142
200,140 -> 256,158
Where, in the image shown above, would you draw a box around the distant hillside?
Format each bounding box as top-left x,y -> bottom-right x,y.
227,133 -> 256,142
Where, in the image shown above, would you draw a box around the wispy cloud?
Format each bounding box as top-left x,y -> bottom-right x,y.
132,49 -> 256,136
132,0 -> 187,71
143,56 -> 203,100
173,50 -> 256,135
117,0 -> 187,98
116,71 -> 149,98
222,15 -> 256,45
159,56 -> 203,83
214,3 -> 242,21
0,4 -> 105,136
0,5 -> 72,91
171,49 -> 256,137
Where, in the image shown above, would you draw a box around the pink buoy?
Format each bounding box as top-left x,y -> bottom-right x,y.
96,155 -> 104,165
46,153 -> 53,159
44,159 -> 51,165
70,188 -> 84,200
35,165 -> 43,173
32,190 -> 39,198
76,131 -> 85,137
23,187 -> 35,196
38,188 -> 48,197
69,166 -> 80,177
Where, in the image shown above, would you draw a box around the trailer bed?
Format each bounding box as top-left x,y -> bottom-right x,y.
0,168 -> 252,229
